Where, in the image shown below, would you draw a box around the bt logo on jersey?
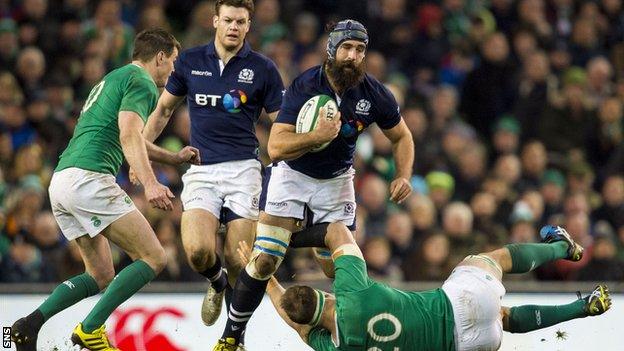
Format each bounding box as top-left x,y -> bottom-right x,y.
195,90 -> 248,113
195,94 -> 221,106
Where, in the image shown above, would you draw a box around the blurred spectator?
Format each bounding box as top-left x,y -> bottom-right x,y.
490,115 -> 521,160
585,56 -> 614,107
426,171 -> 454,212
577,227 -> 624,281
253,0 -> 288,50
539,67 -> 595,156
83,0 -> 134,69
518,140 -> 548,190
402,231 -> 452,281
460,32 -> 517,140
587,96 -> 623,170
358,174 -> 389,236
540,169 -> 566,221
363,236 -> 403,283
14,46 -> 45,100
406,193 -> 437,237
514,50 -> 553,142
385,210 -> 414,262
442,201 -> 486,266
493,154 -> 522,190
471,191 -> 507,247
0,19 -> 18,70
453,142 -> 487,202
592,175 -> 624,230
183,1 -> 216,48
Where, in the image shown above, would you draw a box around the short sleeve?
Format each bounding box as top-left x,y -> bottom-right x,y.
275,81 -> 305,125
119,75 -> 157,123
263,60 -> 284,113
308,327 -> 338,351
165,55 -> 188,96
375,84 -> 401,130
333,255 -> 373,294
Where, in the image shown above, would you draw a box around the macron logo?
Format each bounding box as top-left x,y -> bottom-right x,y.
191,70 -> 212,77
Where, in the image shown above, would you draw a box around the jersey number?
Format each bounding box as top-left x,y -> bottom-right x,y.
367,313 -> 402,351
82,81 -> 106,113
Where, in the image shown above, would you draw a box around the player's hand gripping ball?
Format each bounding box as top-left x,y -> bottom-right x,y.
296,94 -> 339,152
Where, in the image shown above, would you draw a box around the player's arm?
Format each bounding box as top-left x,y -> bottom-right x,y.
266,278 -> 314,341
143,89 -> 184,142
144,141 -> 200,165
119,111 -> 174,210
381,118 -> 414,204
267,109 -> 341,162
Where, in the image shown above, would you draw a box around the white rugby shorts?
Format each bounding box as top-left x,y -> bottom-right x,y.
49,167 -> 137,240
262,161 -> 356,228
442,265 -> 506,351
180,159 -> 261,221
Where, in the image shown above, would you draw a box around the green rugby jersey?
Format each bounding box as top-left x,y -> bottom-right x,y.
56,64 -> 158,175
308,255 -> 455,351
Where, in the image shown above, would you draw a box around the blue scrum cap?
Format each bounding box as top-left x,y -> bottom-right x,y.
326,19 -> 369,60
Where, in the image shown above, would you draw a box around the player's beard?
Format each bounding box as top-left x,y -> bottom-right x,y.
325,58 -> 366,93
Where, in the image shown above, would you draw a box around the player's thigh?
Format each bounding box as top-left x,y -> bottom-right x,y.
457,254 -> 504,281
50,168 -> 136,240
309,172 -> 356,228
180,165 -> 224,217
258,211 -> 299,232
441,266 -> 505,350
262,163 -> 312,221
181,209 -> 220,256
222,159 -> 262,221
103,209 -> 165,271
75,234 -> 114,289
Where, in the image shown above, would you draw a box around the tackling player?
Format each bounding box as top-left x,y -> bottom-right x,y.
213,19 -> 414,350
141,0 -> 284,342
238,225 -> 612,351
11,29 -> 198,351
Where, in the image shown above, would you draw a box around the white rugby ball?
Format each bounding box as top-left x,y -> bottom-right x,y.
295,94 -> 339,152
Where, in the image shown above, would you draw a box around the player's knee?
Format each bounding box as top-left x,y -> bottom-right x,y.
91,268 -> 115,290
252,253 -> 278,278
144,245 -> 167,274
325,222 -> 354,250
187,247 -> 213,271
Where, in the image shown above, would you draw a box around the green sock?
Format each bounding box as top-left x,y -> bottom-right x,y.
38,273 -> 100,322
505,242 -> 569,273
508,300 -> 586,333
82,260 -> 156,332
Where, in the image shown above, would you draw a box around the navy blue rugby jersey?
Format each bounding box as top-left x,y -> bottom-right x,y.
166,41 -> 284,164
276,65 -> 401,179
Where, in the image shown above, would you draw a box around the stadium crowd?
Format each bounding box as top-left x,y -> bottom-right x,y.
1,0 -> 623,285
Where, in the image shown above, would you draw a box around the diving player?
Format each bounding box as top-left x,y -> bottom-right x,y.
238,225 -> 612,351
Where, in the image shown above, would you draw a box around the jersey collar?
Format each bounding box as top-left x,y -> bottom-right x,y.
206,40 -> 252,59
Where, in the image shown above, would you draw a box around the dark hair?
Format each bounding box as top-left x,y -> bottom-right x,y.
215,0 -> 255,18
132,28 -> 181,62
280,285 -> 317,324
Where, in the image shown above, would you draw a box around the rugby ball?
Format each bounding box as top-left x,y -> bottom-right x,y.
296,94 -> 339,152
